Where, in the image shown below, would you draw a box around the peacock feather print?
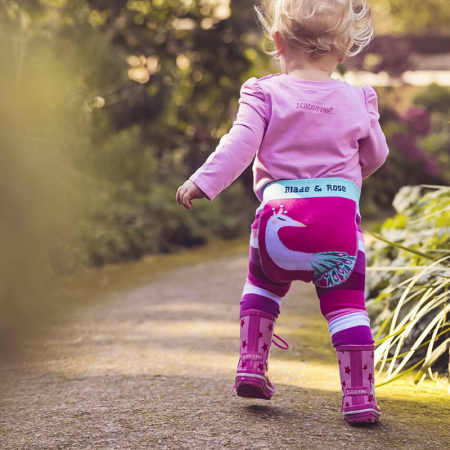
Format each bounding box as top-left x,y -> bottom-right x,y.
264,206 -> 356,287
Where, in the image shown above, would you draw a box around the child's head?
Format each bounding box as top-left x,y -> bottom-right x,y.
256,0 -> 373,63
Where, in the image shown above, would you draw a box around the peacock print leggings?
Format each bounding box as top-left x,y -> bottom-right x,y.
240,178 -> 374,347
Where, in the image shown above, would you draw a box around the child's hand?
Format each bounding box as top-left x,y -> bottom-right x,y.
176,180 -> 207,210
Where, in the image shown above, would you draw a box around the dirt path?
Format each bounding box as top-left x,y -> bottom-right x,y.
1,254 -> 450,449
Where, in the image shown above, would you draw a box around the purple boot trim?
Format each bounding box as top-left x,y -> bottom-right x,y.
336,344 -> 381,424
332,325 -> 374,347
234,309 -> 277,400
240,293 -> 280,318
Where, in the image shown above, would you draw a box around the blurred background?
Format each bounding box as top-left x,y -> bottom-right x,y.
0,0 -> 449,356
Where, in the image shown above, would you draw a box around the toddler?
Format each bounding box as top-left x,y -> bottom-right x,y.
176,0 -> 388,424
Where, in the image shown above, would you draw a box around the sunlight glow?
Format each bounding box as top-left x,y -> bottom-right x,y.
201,18 -> 214,30
335,70 -> 450,87
172,18 -> 196,30
127,55 -> 141,67
147,56 -> 159,74
203,0 -> 231,20
128,67 -> 149,84
176,54 -> 190,70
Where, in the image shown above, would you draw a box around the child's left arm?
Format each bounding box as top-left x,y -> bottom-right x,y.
359,86 -> 390,179
176,78 -> 266,209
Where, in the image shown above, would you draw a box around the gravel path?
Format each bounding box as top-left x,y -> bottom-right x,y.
1,255 -> 450,449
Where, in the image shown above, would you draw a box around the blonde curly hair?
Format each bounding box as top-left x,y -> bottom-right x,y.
255,0 -> 373,61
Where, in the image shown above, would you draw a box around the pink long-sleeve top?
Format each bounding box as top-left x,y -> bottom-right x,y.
190,73 -> 389,201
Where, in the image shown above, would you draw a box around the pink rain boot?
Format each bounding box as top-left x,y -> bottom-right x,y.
336,345 -> 381,423
233,309 -> 288,400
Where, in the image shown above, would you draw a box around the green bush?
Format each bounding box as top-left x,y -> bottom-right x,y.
366,186 -> 450,386
414,83 -> 450,114
0,0 -> 263,271
415,84 -> 450,181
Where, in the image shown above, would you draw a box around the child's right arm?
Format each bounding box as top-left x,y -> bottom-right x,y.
176,78 -> 267,209
359,86 -> 389,179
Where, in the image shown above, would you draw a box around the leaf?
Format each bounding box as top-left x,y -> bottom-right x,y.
414,338 -> 450,384
374,322 -> 411,345
381,327 -> 450,361
375,358 -> 426,388
369,233 -> 437,261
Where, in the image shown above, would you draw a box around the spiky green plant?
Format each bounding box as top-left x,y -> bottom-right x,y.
366,185 -> 450,388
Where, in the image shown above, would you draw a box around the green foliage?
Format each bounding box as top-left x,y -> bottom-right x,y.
0,0 -> 262,268
80,0 -> 262,264
366,186 -> 450,386
360,83 -> 450,217
371,0 -> 450,35
414,83 -> 450,114
415,84 -> 450,181
382,214 -> 407,230
0,12 -> 91,352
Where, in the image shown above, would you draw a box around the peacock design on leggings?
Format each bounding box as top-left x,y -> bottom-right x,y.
265,206 -> 356,287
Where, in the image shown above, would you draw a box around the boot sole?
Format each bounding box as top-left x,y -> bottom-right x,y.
345,408 -> 381,424
235,374 -> 274,400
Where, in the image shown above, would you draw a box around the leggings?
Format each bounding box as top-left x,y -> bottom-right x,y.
240,178 -> 373,347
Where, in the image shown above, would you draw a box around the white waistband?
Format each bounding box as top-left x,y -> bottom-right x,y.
262,178 -> 361,204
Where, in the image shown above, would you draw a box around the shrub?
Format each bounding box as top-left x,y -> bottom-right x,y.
366,185 -> 450,387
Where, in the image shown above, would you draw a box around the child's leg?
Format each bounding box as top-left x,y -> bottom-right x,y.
240,244 -> 291,318
240,207 -> 291,317
316,231 -> 381,423
233,214 -> 291,400
316,231 -> 373,346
